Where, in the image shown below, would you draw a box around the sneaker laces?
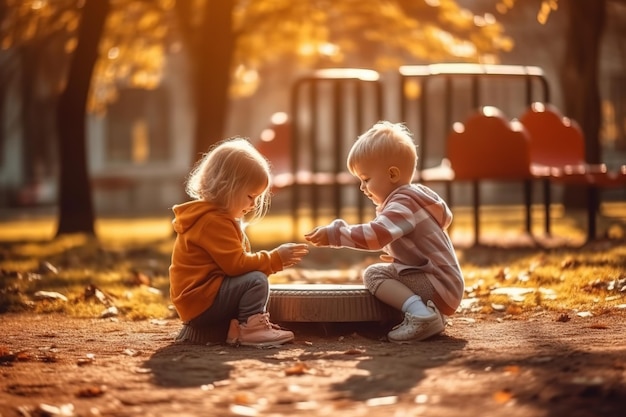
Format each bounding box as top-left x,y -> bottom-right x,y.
259,313 -> 286,330
391,314 -> 410,330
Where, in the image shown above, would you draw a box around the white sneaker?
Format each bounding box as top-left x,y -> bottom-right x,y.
387,300 -> 445,344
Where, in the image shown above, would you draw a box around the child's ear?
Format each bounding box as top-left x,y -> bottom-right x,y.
388,166 -> 401,183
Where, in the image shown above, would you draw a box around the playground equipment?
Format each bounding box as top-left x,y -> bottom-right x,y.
520,102 -> 626,241
398,63 -> 550,244
282,68 -> 384,238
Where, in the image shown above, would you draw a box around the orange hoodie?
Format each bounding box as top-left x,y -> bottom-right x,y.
169,200 -> 283,321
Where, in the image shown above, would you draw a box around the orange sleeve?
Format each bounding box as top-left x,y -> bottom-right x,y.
194,215 -> 283,276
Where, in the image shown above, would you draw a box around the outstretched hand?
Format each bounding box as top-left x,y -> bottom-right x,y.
304,227 -> 329,247
276,243 -> 309,268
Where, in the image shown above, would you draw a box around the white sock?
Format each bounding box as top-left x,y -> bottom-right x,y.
401,295 -> 433,318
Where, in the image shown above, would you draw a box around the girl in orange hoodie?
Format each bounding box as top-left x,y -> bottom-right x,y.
169,138 -> 308,347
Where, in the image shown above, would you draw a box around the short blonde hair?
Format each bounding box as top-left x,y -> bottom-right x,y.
185,137 -> 271,222
347,121 -> 417,179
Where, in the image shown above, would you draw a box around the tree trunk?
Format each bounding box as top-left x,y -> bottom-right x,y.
55,0 -> 110,237
191,0 -> 236,159
560,0 -> 606,164
559,0 -> 606,210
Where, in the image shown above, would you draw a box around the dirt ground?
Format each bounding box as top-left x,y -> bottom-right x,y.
0,311 -> 625,417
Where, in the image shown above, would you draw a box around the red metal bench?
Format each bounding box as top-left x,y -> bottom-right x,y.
519,102 -> 626,241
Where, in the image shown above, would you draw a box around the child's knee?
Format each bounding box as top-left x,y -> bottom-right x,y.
363,266 -> 384,294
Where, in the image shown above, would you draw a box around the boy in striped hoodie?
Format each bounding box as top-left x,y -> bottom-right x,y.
305,121 -> 464,343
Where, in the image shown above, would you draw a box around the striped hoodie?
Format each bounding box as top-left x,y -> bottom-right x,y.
324,183 -> 464,314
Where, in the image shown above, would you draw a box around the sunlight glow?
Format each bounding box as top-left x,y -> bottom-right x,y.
131,119 -> 149,164
482,106 -> 501,118
318,42 -> 339,56
108,47 -> 120,60
474,13 -> 496,28
531,102 -> 546,113
31,0 -> 46,10
260,128 -> 275,143
270,112 -> 288,125
298,43 -> 316,56
450,41 -> 476,58
510,120 -> 524,132
313,68 -> 379,81
403,80 -> 421,100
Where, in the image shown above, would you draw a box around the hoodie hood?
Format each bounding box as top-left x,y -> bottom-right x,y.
172,200 -> 224,234
393,184 -> 453,230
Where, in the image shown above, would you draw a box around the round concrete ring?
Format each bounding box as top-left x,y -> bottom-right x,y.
268,284 -> 402,322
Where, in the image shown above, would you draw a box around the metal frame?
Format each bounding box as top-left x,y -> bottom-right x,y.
289,69 -> 384,238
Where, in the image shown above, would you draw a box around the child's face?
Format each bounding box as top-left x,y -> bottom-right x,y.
229,182 -> 266,219
352,162 -> 399,206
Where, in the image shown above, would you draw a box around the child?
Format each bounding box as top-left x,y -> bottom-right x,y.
170,137 -> 309,347
304,121 -> 464,344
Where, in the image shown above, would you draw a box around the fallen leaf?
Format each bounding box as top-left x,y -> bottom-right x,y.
0,347 -> 15,363
365,396 -> 398,406
556,313 -> 571,322
131,270 -> 152,286
490,287 -> 534,297
506,304 -> 523,315
39,261 -> 59,275
529,356 -> 553,364
16,351 -> 33,362
38,403 -> 76,416
493,388 -> 513,404
229,404 -> 258,416
343,348 -> 365,355
494,268 -> 507,282
84,284 -> 115,306
561,257 -> 578,269
414,394 -> 428,404
284,361 -> 310,376
33,291 -> 68,302
75,385 -> 105,398
100,306 -> 119,318
76,358 -> 93,366
503,365 -> 520,375
233,392 -> 255,405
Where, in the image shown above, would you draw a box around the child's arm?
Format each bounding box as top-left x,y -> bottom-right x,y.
305,198 -> 418,250
275,243 -> 309,267
303,226 -> 330,246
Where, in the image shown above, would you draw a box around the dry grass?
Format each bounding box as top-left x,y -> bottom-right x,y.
1,203 -> 625,320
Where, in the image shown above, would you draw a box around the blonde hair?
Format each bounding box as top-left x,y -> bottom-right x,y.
347,121 -> 417,179
185,137 -> 271,222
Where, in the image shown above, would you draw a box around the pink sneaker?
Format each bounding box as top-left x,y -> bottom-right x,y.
225,319 -> 239,345
238,313 -> 294,347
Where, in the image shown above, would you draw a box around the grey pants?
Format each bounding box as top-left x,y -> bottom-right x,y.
176,271 -> 269,344
191,270 -> 269,326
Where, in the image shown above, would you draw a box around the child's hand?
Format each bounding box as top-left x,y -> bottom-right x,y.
304,227 -> 329,247
379,254 -> 394,262
276,243 -> 309,268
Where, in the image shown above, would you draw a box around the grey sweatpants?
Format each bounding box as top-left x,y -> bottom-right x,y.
190,270 -> 269,327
